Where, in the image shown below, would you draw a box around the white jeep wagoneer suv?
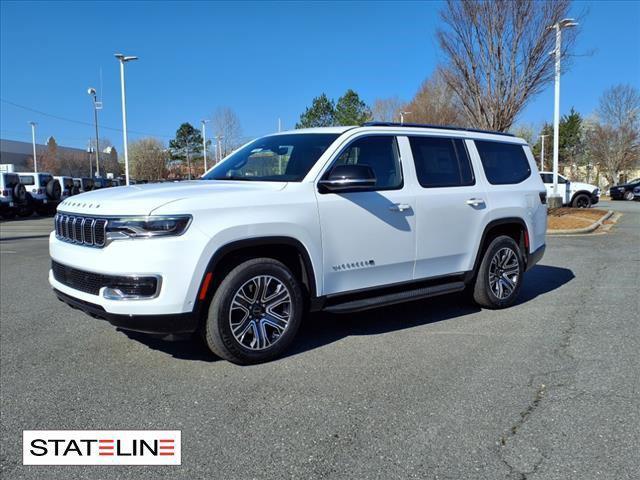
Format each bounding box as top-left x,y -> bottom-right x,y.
50,123 -> 547,364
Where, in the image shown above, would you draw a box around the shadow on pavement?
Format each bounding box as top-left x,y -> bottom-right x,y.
120,264 -> 574,362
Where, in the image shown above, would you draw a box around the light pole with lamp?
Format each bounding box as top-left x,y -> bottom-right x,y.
399,111 -> 411,125
87,87 -> 102,177
539,134 -> 548,171
201,119 -> 210,173
114,53 -> 138,186
29,121 -> 38,173
547,18 -> 578,208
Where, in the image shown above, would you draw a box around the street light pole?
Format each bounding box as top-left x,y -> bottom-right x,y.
539,134 -> 548,171
114,53 -> 138,186
548,19 -> 577,206
201,119 -> 210,173
399,111 -> 411,125
29,121 -> 37,173
88,87 -> 101,177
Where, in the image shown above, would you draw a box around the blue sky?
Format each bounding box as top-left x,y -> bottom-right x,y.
1,0 -> 639,149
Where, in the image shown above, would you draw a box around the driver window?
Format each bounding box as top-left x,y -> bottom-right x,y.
332,136 -> 402,190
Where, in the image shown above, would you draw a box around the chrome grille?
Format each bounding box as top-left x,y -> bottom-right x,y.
55,213 -> 108,247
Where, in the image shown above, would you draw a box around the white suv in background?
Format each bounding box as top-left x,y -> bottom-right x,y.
50,123 -> 547,364
539,171 -> 600,208
17,172 -> 61,216
0,172 -> 26,219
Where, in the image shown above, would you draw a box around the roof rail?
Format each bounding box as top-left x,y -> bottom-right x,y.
361,122 -> 514,137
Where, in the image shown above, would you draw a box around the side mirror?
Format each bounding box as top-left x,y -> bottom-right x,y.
318,164 -> 376,193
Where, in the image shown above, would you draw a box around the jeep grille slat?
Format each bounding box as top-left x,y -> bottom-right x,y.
54,213 -> 108,248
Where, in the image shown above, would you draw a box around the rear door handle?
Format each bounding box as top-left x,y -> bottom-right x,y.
389,203 -> 411,212
465,198 -> 485,207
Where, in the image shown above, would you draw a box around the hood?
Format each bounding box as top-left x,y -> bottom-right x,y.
56,180 -> 287,216
570,181 -> 598,192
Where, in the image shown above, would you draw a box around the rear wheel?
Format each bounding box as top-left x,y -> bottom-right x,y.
204,258 -> 304,365
624,190 -> 634,201
572,193 -> 591,208
472,235 -> 524,309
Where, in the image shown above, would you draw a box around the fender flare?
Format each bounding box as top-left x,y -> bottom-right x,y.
193,236 -> 318,315
468,217 -> 529,281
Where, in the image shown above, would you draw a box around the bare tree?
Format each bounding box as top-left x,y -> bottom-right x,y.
129,138 -> 168,181
212,107 -> 242,159
404,68 -> 465,126
437,0 -> 578,131
587,85 -> 640,185
371,97 -> 406,123
597,84 -> 640,130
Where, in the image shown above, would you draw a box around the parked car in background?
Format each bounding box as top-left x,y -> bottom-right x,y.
610,178 -> 640,201
50,123 -> 547,364
17,172 -> 61,216
633,186 -> 640,201
539,172 -> 599,208
73,177 -> 94,193
54,176 -> 76,201
92,178 -> 112,189
0,172 -> 26,219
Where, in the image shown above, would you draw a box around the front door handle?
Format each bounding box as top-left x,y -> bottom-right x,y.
465,198 -> 485,207
389,203 -> 411,212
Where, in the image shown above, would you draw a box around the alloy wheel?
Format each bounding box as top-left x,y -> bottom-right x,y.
229,275 -> 292,350
488,247 -> 520,300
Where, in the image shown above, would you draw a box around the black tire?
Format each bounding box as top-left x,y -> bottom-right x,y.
204,258 -> 304,365
472,235 -> 524,309
624,190 -> 634,201
571,193 -> 591,208
46,179 -> 61,201
17,204 -> 33,217
13,183 -> 26,203
1,210 -> 16,220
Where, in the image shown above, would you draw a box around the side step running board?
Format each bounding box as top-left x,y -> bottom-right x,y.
323,281 -> 466,314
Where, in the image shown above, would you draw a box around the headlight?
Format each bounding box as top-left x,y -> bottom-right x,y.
106,215 -> 192,241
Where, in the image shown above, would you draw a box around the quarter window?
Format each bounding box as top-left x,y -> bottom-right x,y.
409,136 -> 474,188
475,140 -> 531,185
19,175 -> 35,186
331,136 -> 402,190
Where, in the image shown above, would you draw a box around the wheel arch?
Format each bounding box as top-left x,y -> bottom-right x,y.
468,217 -> 529,282
570,190 -> 593,204
193,236 -> 318,317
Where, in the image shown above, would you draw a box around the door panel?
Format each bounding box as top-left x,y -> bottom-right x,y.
412,137 -> 488,279
314,135 -> 416,295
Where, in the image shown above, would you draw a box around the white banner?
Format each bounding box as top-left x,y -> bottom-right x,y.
23,430 -> 181,465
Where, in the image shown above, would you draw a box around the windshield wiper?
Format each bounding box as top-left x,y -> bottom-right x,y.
209,175 -> 258,181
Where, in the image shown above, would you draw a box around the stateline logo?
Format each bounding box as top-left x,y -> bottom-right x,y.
23,430 -> 181,465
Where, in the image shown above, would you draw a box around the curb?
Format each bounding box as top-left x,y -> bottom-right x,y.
547,210 -> 614,235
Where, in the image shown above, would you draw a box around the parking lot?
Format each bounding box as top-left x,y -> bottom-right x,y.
1,200 -> 638,480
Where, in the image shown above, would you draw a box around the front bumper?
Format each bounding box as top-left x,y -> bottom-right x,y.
49,225 -> 211,317
590,194 -> 600,205
54,289 -> 199,334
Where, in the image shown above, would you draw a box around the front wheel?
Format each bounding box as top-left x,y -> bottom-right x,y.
472,236 -> 524,309
204,258 -> 304,365
572,193 -> 591,208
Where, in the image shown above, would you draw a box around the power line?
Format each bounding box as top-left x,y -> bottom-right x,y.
0,98 -> 173,139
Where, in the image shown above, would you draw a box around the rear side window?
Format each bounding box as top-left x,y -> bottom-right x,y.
4,174 -> 19,187
332,136 -> 402,190
475,140 -> 531,185
19,175 -> 35,186
409,136 -> 474,188
39,175 -> 52,187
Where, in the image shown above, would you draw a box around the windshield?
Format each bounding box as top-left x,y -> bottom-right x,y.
202,133 -> 339,182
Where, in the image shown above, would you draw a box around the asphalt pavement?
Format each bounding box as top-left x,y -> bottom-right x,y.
1,200 -> 638,479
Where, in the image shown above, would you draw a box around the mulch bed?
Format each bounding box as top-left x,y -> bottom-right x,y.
547,208 -> 608,231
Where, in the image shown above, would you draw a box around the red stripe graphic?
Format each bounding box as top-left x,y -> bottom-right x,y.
159,439 -> 174,443
99,439 -> 114,443
159,452 -> 175,456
